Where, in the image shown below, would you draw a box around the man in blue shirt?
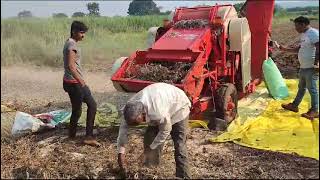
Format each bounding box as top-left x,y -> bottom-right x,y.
280,16 -> 319,120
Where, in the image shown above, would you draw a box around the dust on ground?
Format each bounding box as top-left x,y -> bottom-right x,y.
1,21 -> 319,179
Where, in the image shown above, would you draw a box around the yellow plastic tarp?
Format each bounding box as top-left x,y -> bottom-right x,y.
189,120 -> 209,129
209,79 -> 319,160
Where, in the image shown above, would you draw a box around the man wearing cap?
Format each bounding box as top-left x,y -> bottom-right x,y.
116,83 -> 191,179
155,18 -> 171,41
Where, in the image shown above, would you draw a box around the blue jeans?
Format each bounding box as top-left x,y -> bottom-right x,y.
292,68 -> 319,112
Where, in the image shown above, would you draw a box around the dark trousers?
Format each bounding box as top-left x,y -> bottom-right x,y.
143,117 -> 191,179
63,82 -> 97,137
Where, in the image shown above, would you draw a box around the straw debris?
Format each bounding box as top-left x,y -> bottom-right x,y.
125,62 -> 193,84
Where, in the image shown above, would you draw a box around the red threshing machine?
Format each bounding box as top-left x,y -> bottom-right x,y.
111,0 -> 275,124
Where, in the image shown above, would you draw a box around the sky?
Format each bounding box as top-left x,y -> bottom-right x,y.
1,0 -> 319,18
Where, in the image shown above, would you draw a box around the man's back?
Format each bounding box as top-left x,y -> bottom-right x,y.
129,83 -> 191,123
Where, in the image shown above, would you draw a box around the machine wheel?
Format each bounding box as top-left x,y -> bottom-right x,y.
215,83 -> 238,124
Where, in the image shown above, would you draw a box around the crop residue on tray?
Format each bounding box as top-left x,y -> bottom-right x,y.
125,62 -> 193,84
173,19 -> 209,29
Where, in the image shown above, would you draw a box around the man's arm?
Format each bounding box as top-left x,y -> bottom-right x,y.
117,119 -> 129,168
314,42 -> 319,70
67,49 -> 86,87
155,31 -> 160,41
149,116 -> 172,150
155,27 -> 163,42
315,42 -> 319,65
279,44 -> 300,53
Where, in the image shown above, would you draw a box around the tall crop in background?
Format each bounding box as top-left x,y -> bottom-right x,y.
72,12 -> 86,17
1,15 -> 166,67
53,13 -> 68,18
1,6 -> 318,68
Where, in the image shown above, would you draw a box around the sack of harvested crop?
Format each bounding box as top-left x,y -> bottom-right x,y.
11,110 -> 71,136
262,57 -> 289,100
12,112 -> 48,136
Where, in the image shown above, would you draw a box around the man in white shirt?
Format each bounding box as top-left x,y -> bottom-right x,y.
117,83 -> 191,179
280,16 -> 319,120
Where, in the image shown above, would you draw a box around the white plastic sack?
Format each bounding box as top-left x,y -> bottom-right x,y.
11,111 -> 51,136
11,110 -> 70,136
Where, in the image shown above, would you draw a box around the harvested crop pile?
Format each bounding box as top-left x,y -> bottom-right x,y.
173,19 -> 209,29
125,62 -> 193,84
1,126 -> 319,179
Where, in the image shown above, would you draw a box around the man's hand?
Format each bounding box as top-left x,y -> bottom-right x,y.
314,62 -> 319,72
279,45 -> 286,51
118,153 -> 126,168
118,153 -> 127,177
79,79 -> 86,87
274,41 -> 280,49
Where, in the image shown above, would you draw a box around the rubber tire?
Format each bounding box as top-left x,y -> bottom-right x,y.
215,83 -> 238,124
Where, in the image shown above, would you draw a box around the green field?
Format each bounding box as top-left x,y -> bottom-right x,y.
1,13 -> 318,68
1,15 -> 166,67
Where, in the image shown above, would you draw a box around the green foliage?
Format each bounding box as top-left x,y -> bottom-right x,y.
72,12 -> 86,17
287,6 -> 319,12
1,16 -> 166,67
158,10 -> 171,15
87,2 -> 100,16
233,2 -> 245,13
53,13 -> 68,18
128,0 -> 160,16
17,10 -> 32,18
274,4 -> 287,16
3,9 -> 318,68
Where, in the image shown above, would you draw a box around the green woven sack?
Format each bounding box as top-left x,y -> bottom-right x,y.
262,58 -> 289,100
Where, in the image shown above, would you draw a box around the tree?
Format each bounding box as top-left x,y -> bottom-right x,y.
18,10 -> 32,18
128,0 -> 160,16
158,10 -> 171,15
72,12 -> 86,17
274,4 -> 286,16
87,2 -> 100,16
233,2 -> 245,13
287,6 -> 319,12
53,13 -> 68,18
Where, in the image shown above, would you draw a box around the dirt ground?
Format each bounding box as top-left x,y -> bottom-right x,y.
1,21 -> 319,179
